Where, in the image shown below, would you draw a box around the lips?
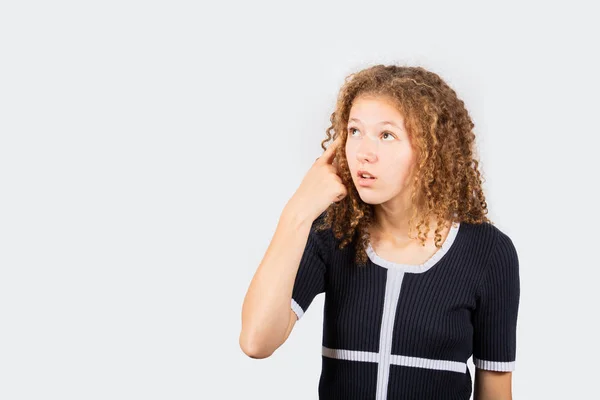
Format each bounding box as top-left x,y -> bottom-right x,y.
357,170 -> 377,179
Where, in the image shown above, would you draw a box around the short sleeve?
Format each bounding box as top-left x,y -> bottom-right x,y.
472,231 -> 521,371
290,214 -> 328,321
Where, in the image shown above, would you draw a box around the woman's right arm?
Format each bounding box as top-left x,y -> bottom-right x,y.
239,205 -> 314,359
239,135 -> 346,359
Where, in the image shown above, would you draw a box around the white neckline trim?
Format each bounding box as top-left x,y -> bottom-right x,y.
366,222 -> 461,273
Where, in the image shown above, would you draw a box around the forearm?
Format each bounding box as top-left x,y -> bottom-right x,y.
474,369 -> 513,400
239,206 -> 314,358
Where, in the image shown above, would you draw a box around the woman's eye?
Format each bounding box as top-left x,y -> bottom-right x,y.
348,128 -> 396,140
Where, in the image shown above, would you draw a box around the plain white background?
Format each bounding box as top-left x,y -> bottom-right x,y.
1,1 -> 598,399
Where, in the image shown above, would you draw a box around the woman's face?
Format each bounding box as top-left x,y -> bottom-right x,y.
345,95 -> 416,207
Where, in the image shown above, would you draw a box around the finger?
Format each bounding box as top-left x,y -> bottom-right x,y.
335,185 -> 347,200
332,191 -> 346,203
317,135 -> 343,166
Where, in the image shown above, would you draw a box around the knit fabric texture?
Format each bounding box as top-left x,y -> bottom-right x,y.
291,212 -> 520,400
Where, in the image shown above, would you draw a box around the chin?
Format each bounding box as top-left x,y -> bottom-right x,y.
356,190 -> 386,205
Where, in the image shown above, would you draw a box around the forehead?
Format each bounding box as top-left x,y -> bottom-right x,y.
348,95 -> 406,128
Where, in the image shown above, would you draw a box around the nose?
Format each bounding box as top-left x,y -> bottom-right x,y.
356,133 -> 378,163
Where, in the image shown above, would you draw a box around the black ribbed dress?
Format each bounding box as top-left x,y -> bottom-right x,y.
291,212 -> 520,400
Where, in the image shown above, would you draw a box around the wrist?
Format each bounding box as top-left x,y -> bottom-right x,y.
281,203 -> 315,230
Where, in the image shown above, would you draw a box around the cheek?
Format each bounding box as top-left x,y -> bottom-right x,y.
382,152 -> 415,180
390,153 -> 413,170
344,144 -> 355,163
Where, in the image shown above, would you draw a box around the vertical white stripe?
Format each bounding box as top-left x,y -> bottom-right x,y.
375,269 -> 405,400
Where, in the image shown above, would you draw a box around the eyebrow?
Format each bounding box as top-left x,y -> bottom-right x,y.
348,118 -> 403,131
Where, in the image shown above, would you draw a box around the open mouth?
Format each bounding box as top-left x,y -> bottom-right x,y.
357,170 -> 376,179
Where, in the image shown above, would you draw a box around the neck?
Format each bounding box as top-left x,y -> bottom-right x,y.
371,205 -> 450,247
373,207 -> 411,238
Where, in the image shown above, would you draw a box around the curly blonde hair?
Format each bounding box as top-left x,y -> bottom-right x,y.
314,64 -> 492,267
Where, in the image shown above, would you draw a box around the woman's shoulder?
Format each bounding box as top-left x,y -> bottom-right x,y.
309,211 -> 336,245
458,220 -> 518,260
458,220 -> 511,241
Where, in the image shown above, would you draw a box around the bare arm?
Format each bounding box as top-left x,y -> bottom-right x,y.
474,369 -> 512,400
240,136 -> 345,359
239,206 -> 313,359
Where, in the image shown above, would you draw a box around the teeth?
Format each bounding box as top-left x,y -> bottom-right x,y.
361,174 -> 374,179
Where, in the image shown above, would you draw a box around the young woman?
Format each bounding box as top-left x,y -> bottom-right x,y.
240,64 -> 520,400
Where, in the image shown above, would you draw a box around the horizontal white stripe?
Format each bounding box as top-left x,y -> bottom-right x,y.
291,298 -> 304,320
322,346 -> 467,373
322,346 -> 379,363
390,354 -> 466,373
474,357 -> 515,371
